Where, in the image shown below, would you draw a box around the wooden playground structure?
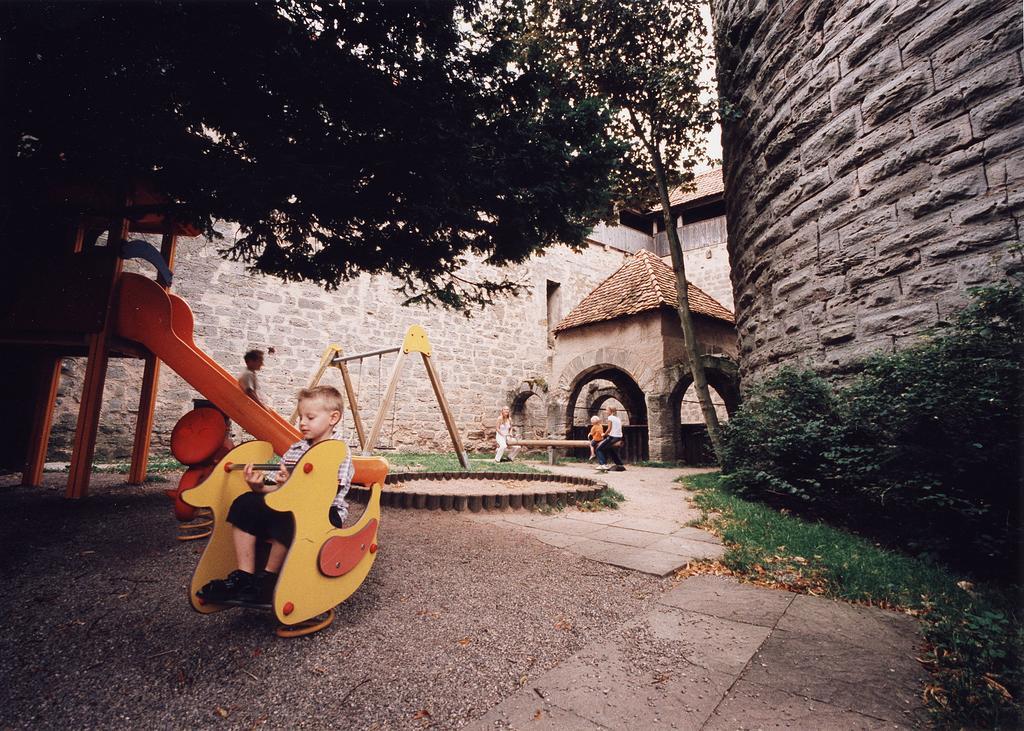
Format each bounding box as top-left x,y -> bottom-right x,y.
1,180 -> 469,499
1,183 -> 200,498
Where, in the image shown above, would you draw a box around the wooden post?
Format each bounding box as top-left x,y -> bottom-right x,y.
66,216 -> 127,498
128,232 -> 177,485
22,356 -> 62,487
363,350 -> 406,455
420,352 -> 469,469
338,361 -> 367,451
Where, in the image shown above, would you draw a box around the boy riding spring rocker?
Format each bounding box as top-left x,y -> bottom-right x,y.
184,386 -> 385,637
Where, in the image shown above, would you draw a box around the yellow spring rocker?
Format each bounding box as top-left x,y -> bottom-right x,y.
183,440 -> 385,638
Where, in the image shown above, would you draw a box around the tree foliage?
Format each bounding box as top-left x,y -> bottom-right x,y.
2,1 -> 623,309
527,0 -> 716,210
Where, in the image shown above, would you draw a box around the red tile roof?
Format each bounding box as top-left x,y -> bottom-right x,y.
553,250 -> 734,333
652,168 -> 724,212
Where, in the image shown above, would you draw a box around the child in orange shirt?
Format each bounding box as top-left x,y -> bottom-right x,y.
587,415 -> 605,462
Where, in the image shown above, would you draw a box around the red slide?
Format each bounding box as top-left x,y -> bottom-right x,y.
116,273 -> 300,455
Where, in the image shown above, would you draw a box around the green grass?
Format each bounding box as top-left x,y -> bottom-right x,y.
682,472 -> 1023,729
383,452 -> 549,474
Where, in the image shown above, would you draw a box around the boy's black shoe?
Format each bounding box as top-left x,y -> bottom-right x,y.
608,465 -> 626,472
255,570 -> 279,605
197,569 -> 255,603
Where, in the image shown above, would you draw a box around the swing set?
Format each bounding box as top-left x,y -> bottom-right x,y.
291,325 -> 469,469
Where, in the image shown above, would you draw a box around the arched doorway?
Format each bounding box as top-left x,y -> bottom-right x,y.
511,390 -> 547,440
667,356 -> 739,464
565,365 -> 648,461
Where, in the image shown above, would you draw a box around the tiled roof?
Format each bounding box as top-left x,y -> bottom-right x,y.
553,250 -> 735,333
652,168 -> 724,211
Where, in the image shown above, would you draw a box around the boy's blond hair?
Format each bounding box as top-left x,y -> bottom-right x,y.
297,385 -> 345,415
590,415 -> 601,424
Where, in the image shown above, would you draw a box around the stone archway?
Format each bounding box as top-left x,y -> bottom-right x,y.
551,355 -> 651,461
658,355 -> 740,462
584,385 -> 625,419
510,388 -> 547,440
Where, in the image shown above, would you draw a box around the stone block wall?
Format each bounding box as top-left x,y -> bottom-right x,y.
683,239 -> 734,312
714,0 -> 1023,380
48,226 -> 627,460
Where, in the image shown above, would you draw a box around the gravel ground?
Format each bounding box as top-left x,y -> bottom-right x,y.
0,473 -> 663,729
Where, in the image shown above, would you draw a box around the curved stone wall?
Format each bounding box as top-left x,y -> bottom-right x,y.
714,0 -> 1023,379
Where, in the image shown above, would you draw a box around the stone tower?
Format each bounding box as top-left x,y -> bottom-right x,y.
713,0 -> 1022,379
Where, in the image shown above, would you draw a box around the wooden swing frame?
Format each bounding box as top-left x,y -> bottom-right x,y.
291,325 -> 469,469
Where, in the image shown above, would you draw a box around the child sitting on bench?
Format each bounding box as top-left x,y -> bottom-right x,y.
197,385 -> 354,604
587,415 -> 605,462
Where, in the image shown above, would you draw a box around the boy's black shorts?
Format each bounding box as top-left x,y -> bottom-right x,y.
227,491 -> 345,545
227,492 -> 295,545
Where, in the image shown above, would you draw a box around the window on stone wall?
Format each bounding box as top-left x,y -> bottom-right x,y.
546,280 -> 561,348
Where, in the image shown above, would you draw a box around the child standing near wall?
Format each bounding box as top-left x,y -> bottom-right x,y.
237,349 -> 265,407
494,406 -> 521,463
587,415 -> 605,462
197,385 -> 354,604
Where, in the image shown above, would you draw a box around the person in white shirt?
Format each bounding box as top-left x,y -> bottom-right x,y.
237,349 -> 265,407
595,405 -> 625,472
494,406 -> 521,462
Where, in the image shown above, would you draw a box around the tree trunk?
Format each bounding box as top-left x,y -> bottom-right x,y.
637,124 -> 724,460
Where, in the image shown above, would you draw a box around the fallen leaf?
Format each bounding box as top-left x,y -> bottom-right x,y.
533,710 -> 543,720
554,619 -> 573,631
457,637 -> 472,646
984,674 -> 1012,701
215,707 -> 229,718
412,709 -> 431,720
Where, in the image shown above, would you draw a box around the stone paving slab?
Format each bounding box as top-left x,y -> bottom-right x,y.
585,524 -> 664,548
478,639 -> 736,730
520,526 -> 587,549
562,511 -> 624,525
533,516 -> 608,536
703,680 -> 913,730
647,535 -> 726,560
644,606 -> 772,676
658,575 -> 796,627
610,516 -> 684,534
743,628 -> 925,724
565,538 -> 628,563
580,546 -> 693,577
777,594 -> 922,654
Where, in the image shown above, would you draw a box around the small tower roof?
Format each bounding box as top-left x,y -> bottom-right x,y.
553,249 -> 734,333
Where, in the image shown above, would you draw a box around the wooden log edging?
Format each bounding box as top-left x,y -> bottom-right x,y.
348,472 -> 607,512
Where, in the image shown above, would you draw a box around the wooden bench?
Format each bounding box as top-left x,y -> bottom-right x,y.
509,438 -> 594,465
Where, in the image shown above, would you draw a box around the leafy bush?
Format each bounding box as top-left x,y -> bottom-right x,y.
721,280 -> 1023,577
